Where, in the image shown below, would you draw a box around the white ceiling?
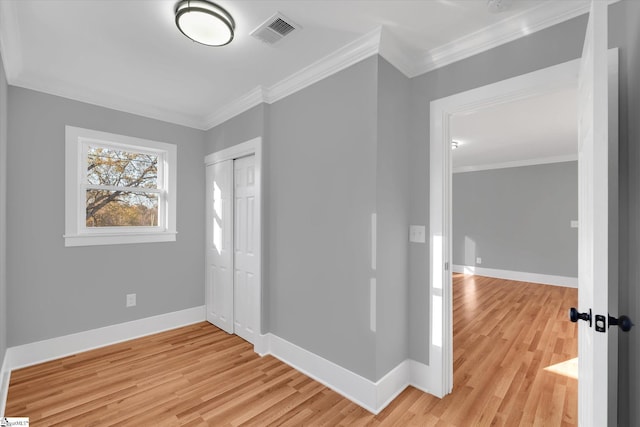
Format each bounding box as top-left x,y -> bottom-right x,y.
0,0 -> 592,131
451,85 -> 578,172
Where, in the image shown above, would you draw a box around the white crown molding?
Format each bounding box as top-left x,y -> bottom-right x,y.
1,0 -> 619,131
378,27 -> 421,78
0,0 -> 23,82
452,154 -> 578,174
0,1 -> 207,130
205,27 -> 383,129
206,1 -> 600,128
415,1 -> 592,75
10,73 -> 208,130
203,86 -> 266,130
265,27 -> 382,105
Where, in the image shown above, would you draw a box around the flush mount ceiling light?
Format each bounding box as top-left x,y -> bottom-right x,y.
175,0 -> 235,46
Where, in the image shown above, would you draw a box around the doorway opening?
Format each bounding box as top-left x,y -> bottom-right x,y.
448,85 -> 581,423
427,57 -> 581,399
428,40 -> 619,424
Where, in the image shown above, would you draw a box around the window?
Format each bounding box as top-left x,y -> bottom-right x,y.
65,126 -> 177,246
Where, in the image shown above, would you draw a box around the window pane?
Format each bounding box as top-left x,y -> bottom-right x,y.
87,146 -> 158,189
86,190 -> 159,227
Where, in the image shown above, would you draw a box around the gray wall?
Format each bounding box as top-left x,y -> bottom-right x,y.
206,56 -> 413,381
452,162 -> 578,277
267,57 -> 379,380
7,88 -> 205,346
205,104 -> 265,154
0,52 -> 7,369
375,58 -> 410,378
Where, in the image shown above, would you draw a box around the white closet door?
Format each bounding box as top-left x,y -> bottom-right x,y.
233,155 -> 259,344
205,160 -> 234,334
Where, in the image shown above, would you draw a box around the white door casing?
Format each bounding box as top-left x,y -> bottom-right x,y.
577,2 -> 619,425
429,57 -> 582,398
233,155 -> 259,344
204,138 -> 263,349
206,160 -> 234,334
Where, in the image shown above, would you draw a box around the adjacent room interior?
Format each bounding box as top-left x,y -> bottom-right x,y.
449,86 -> 580,424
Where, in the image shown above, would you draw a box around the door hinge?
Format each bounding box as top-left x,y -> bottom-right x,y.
445,262 -> 449,271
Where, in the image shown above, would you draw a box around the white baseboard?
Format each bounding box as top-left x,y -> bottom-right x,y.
258,333 -> 435,414
1,305 -> 205,415
260,333 -> 380,412
253,332 -> 270,356
375,360 -> 411,411
452,265 -> 578,288
0,356 -> 10,416
1,309 -> 436,417
408,359 -> 441,396
4,305 -> 205,372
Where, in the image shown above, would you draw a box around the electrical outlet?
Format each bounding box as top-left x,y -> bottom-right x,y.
476,257 -> 482,265
126,293 -> 136,307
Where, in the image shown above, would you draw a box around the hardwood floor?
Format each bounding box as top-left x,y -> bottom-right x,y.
6,274 -> 577,426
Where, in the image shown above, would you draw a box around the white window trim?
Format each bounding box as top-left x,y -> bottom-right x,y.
64,126 -> 177,247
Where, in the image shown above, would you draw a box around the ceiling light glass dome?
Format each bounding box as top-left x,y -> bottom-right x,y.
175,0 -> 235,46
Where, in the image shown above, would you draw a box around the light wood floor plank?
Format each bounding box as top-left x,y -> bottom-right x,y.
6,274 -> 577,426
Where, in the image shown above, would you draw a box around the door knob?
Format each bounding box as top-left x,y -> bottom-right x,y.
609,314 -> 634,332
569,307 -> 592,327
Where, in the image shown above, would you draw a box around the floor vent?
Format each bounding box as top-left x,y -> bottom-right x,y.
251,13 -> 301,45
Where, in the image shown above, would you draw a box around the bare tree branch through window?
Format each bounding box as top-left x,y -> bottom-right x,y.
85,146 -> 161,227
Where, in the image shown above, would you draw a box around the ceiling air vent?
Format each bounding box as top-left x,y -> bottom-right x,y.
250,13 -> 301,45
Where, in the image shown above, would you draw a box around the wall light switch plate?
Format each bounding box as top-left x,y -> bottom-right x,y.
570,220 -> 579,228
126,293 -> 136,307
409,225 -> 426,243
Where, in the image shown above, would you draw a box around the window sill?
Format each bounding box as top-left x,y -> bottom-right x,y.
64,232 -> 177,247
